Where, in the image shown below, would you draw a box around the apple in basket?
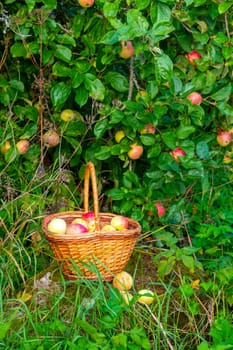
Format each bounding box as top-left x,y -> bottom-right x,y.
111,215 -> 129,230
71,218 -> 89,229
66,223 -> 88,235
82,211 -> 96,231
47,218 -> 67,234
101,224 -> 116,232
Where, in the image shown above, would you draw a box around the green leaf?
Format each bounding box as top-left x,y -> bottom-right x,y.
10,42 -> 27,57
157,258 -> 175,278
112,333 -> 127,348
55,45 -> 72,63
9,79 -> 24,92
210,84 -> 231,101
0,91 -> 10,106
218,1 -> 233,14
25,0 -> 36,12
181,255 -> 195,273
109,110 -> 125,124
155,54 -> 173,82
135,0 -> 150,10
196,141 -> 209,159
140,134 -> 155,146
0,321 -> 11,340
51,82 -> 71,108
162,131 -> 176,149
52,62 -> 72,77
176,125 -> 196,139
103,1 -> 120,17
105,72 -> 129,92
84,76 -> 105,101
95,146 -> 111,160
94,119 -> 109,139
75,86 -> 89,107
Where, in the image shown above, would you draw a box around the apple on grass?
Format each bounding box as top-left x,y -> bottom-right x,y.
43,130 -> 60,147
115,130 -> 125,143
137,289 -> 154,305
47,218 -> 67,234
0,140 -> 11,154
140,123 -> 156,135
113,271 -> 133,291
154,203 -> 166,217
16,140 -> 30,155
111,215 -> 129,230
78,0 -> 94,7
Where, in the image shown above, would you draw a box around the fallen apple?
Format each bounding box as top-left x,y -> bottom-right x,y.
66,223 -> 88,235
16,140 -> 30,155
119,40 -> 135,59
111,215 -> 129,230
128,143 -> 143,160
136,90 -> 147,102
60,109 -> 84,122
47,218 -> 67,234
137,289 -> 154,305
113,271 -> 133,291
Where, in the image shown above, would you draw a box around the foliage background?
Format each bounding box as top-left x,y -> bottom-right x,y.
0,0 -> 233,348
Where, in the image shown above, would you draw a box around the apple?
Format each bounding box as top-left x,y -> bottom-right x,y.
43,130 -> 60,147
185,50 -> 201,66
78,0 -> 94,7
113,271 -> 133,291
128,143 -> 143,160
47,218 -> 67,234
119,41 -> 135,59
60,109 -> 84,122
0,140 -> 11,154
82,211 -> 96,231
170,147 -> 186,162
154,203 -> 166,217
101,224 -> 116,232
187,92 -> 202,105
16,140 -> 29,155
217,130 -> 232,147
71,218 -> 89,229
66,223 -> 88,235
140,123 -> 156,135
137,289 -> 154,305
115,130 -> 125,143
111,215 -> 129,230
223,154 -> 232,164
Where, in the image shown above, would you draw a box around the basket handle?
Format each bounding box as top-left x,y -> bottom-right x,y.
84,162 -> 100,231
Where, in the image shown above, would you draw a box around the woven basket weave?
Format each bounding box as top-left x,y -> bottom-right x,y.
42,162 -> 141,281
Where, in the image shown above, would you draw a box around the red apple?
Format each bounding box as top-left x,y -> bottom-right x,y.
47,218 -> 67,234
43,130 -> 60,147
154,203 -> 166,217
187,92 -> 202,105
185,50 -> 201,66
16,140 -> 30,155
111,215 -> 129,230
71,218 -> 89,229
140,123 -> 156,135
217,130 -> 232,147
128,143 -> 143,160
170,147 -> 186,162
78,0 -> 94,7
119,41 -> 135,59
66,223 -> 88,235
82,211 -> 96,231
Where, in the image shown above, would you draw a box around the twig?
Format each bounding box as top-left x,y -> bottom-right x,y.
128,57 -> 134,100
224,12 -> 230,39
145,304 -> 175,350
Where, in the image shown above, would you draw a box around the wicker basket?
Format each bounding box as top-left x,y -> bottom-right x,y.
42,162 -> 141,281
